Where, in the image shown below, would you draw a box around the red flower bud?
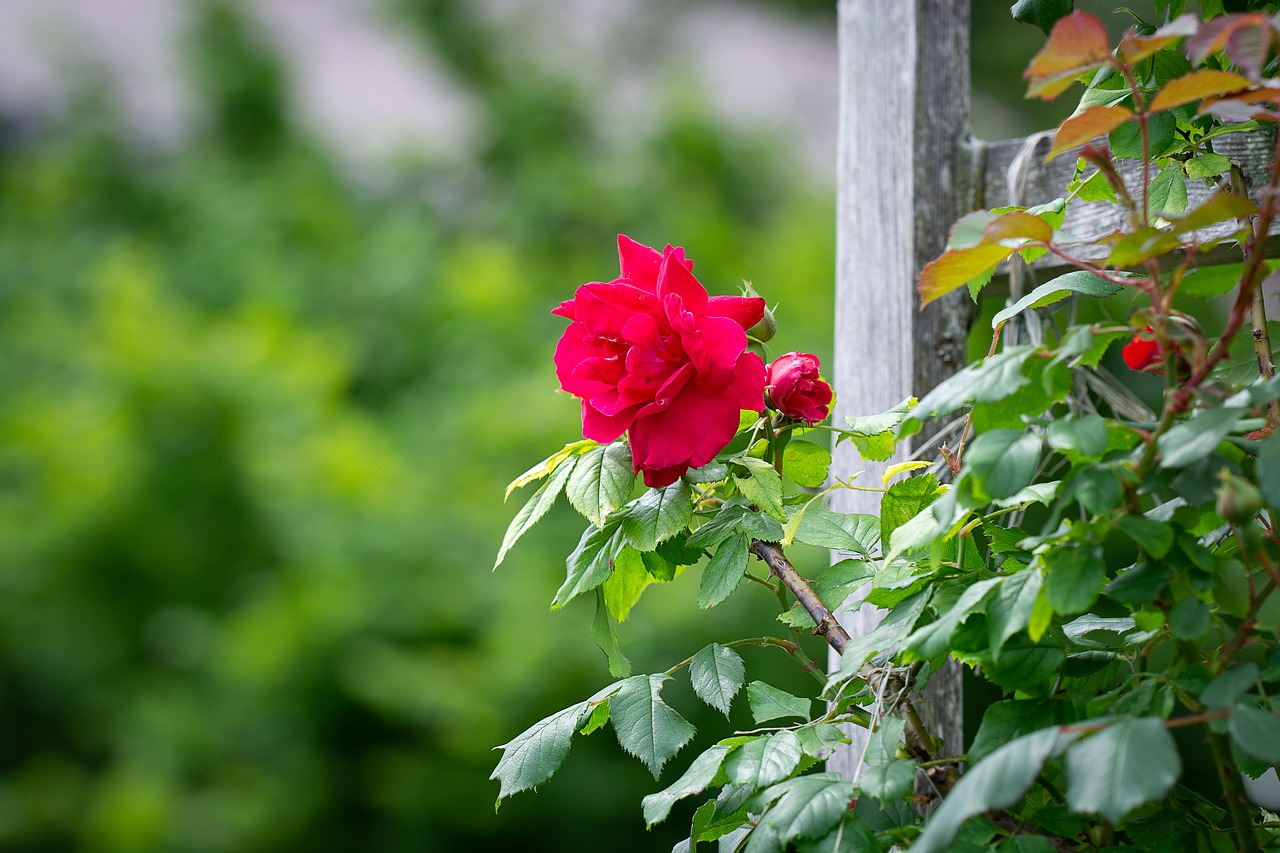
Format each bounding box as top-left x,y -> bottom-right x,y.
1121,328 -> 1162,371
765,352 -> 833,424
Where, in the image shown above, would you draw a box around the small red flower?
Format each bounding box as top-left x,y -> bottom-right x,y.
1121,328 -> 1162,371
765,352 -> 833,424
552,235 -> 767,488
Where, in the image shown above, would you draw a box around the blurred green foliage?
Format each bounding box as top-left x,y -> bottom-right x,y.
0,1 -> 836,849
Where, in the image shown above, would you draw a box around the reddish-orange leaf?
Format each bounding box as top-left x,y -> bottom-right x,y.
1149,70 -> 1253,113
1186,13 -> 1271,67
1025,12 -> 1114,100
1226,22 -> 1271,77
1108,227 -> 1180,267
1171,190 -> 1257,235
1201,95 -> 1280,123
919,245 -> 1014,307
981,211 -> 1055,244
1118,14 -> 1197,64
1048,105 -> 1134,161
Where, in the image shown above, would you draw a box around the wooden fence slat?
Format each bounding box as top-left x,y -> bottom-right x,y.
829,0 -> 972,780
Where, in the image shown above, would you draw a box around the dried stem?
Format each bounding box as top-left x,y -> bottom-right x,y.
747,539 -> 943,774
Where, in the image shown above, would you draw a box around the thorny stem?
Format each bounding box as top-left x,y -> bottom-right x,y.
746,539 -> 946,778
1208,728 -> 1263,853
1115,59 -> 1151,227
662,636 -> 815,678
1170,128 -> 1280,419
1230,164 -> 1280,430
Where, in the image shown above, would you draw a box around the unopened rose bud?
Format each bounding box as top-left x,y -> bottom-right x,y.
765,352 -> 833,424
748,306 -> 777,342
1216,469 -> 1264,524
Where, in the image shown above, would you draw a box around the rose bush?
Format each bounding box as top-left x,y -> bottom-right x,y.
552,234 -> 767,486
497,8 -> 1280,853
764,351 -> 832,423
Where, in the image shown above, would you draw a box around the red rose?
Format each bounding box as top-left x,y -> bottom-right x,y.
765,352 -> 833,424
553,235 -> 767,488
1121,328 -> 1161,371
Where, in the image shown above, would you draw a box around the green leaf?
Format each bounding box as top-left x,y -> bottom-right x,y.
733,456 -> 786,520
1148,165 -> 1189,217
859,760 -> 916,802
641,744 -> 731,826
620,480 -> 693,551
554,520 -> 626,609
1185,152 -> 1232,181
747,681 -> 812,724
687,499 -> 785,550
1201,663 -> 1259,709
813,559 -> 877,606
566,441 -> 635,527
911,726 -> 1079,853
591,590 -> 632,677
988,567 -> 1044,661
991,271 -> 1122,331
966,430 -> 1041,502
1117,515 -> 1174,558
1169,597 -> 1210,639
906,347 -> 1035,430
1011,0 -> 1073,34
841,397 -> 915,461
1157,406 -> 1244,469
490,700 -> 590,800
725,730 -> 804,789
969,699 -> 1056,762
794,724 -> 849,764
1045,546 -> 1106,615
982,634 -> 1065,691
1065,718 -> 1180,823
781,439 -> 831,488
495,458 -> 577,568
691,792 -> 751,843
504,439 -> 594,500
1181,262 -> 1246,299
831,591 -> 932,683
906,576 -> 1001,659
880,474 -> 939,552
690,643 -> 745,716
1111,110 -> 1175,159
602,545 -> 652,622
698,532 -> 750,610
610,674 -> 697,778
797,816 -> 879,853
1047,413 -> 1108,457
865,715 -> 906,766
1258,435 -> 1280,510
748,773 -> 856,852
1229,704 -> 1280,763
788,505 -> 881,555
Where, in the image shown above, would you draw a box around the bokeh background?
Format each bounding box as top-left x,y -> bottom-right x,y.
0,1 -> 1070,850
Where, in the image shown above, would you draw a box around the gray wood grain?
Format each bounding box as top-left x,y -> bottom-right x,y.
981,127 -> 1280,275
829,0 -> 970,781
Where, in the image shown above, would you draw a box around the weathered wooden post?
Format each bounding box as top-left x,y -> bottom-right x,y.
828,0 -> 974,778
826,0 -> 1280,785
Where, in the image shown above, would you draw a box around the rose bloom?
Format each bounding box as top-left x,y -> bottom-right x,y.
765,352 -> 833,424
1121,328 -> 1162,371
553,235 -> 767,487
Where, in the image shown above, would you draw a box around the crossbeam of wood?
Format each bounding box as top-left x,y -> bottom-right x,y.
829,0 -> 1278,784
983,129 -> 1279,274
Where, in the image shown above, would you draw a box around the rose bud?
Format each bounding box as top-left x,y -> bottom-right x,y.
765,352 -> 833,424
748,306 -> 777,343
1216,469 -> 1264,524
1122,327 -> 1162,371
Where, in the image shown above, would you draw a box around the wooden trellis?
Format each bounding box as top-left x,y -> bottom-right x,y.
828,0 -> 1280,779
